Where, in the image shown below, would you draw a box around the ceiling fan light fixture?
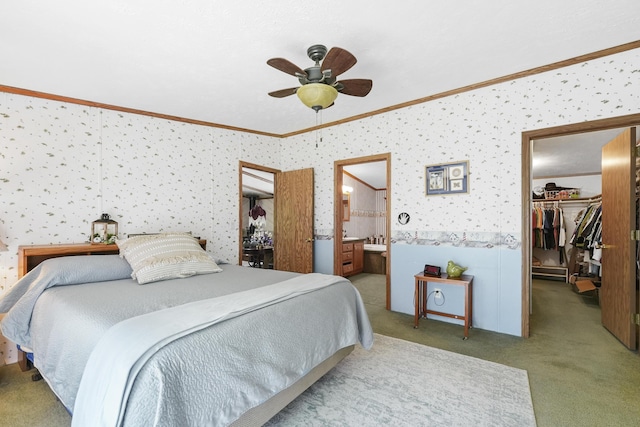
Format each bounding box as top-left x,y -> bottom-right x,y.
296,83 -> 338,111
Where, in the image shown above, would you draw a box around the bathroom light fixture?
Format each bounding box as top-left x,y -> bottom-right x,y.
342,185 -> 353,194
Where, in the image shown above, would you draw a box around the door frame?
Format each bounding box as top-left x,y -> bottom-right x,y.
238,161 -> 280,266
334,153 -> 392,310
521,113 -> 640,338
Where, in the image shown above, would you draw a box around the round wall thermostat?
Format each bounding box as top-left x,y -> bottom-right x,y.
398,212 -> 410,225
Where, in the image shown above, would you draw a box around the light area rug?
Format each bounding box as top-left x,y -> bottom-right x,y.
265,334 -> 536,426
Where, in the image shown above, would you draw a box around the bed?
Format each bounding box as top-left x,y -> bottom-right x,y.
0,234 -> 373,426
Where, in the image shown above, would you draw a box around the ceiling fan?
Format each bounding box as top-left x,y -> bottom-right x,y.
267,44 -> 373,112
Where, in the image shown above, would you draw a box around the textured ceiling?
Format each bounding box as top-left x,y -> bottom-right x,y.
344,162 -> 387,190
531,128 -> 638,179
2,0 -> 639,138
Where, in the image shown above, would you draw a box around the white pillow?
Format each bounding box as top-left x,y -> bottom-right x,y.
116,233 -> 222,284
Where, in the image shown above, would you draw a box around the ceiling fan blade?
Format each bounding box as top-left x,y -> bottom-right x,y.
337,79 -> 373,97
268,87 -> 299,98
267,58 -> 307,77
321,47 -> 357,77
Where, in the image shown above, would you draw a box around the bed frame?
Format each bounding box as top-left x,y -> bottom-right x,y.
15,241 -> 354,425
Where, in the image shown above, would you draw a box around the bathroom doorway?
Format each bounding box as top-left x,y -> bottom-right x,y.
334,153 -> 391,310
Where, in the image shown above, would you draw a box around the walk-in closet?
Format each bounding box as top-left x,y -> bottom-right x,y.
530,126 -> 639,351
532,195 -> 603,291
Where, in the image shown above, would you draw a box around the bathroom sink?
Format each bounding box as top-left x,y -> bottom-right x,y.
343,237 -> 360,241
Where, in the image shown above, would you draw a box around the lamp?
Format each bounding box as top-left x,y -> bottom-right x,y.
342,185 -> 353,194
249,204 -> 267,229
0,239 -> 7,252
297,83 -> 338,112
90,213 -> 118,244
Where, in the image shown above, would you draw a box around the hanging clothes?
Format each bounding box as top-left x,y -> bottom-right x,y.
543,208 -> 556,249
532,202 -> 566,252
570,202 -> 602,250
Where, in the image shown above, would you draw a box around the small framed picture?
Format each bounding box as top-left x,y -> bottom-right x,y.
425,161 -> 469,196
428,169 -> 446,191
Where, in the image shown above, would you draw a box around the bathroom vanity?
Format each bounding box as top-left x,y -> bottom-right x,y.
341,238 -> 364,277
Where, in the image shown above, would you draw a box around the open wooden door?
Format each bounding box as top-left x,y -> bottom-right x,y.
600,127 -> 637,350
274,168 -> 314,273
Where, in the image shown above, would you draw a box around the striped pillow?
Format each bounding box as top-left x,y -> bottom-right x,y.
117,233 -> 222,284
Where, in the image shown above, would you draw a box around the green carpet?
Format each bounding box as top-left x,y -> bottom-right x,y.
0,362 -> 70,426
1,274 -> 639,426
349,273 -> 640,427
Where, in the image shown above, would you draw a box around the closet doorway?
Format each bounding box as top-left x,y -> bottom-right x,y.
334,153 -> 391,310
521,113 -> 640,350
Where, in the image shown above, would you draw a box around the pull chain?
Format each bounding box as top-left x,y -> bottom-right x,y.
315,109 -> 324,148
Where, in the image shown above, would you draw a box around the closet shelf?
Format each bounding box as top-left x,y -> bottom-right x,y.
532,265 -> 568,282
534,194 -> 602,203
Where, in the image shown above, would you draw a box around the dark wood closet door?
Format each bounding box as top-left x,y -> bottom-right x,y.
274,168 -> 314,273
600,127 -> 637,350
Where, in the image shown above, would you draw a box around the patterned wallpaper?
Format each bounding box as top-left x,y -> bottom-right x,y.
1,48 -> 639,360
0,96 -> 281,362
283,48 -> 640,248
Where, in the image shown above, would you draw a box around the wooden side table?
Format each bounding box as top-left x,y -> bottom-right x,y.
414,272 -> 474,339
243,246 -> 274,269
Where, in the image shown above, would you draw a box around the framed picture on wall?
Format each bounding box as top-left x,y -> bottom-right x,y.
425,160 -> 469,195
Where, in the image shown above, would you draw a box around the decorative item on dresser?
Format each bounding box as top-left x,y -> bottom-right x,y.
90,213 -> 118,244
446,260 -> 468,278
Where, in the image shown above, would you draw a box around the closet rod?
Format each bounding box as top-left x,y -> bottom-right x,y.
532,201 -> 559,208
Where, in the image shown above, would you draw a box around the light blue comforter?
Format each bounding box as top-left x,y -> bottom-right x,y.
0,255 -> 133,350
0,255 -> 373,426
